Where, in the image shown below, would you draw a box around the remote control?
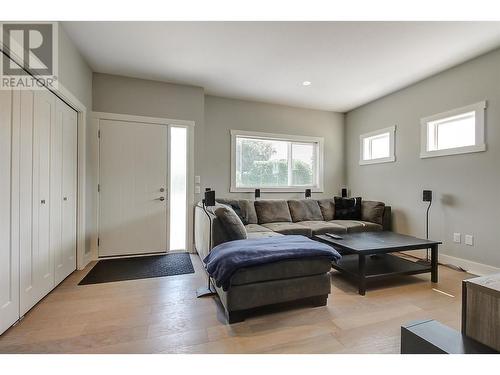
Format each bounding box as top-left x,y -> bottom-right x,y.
325,233 -> 343,240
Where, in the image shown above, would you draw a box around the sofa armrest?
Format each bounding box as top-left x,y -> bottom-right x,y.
382,206 -> 392,231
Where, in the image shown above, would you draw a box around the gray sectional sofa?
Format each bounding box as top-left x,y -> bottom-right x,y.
194,198 -> 391,323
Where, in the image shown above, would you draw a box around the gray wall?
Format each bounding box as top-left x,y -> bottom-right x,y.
92,72 -> 205,181
204,95 -> 345,199
345,48 -> 500,269
58,24 -> 93,255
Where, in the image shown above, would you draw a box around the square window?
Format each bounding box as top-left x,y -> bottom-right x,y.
359,126 -> 395,165
421,101 -> 486,158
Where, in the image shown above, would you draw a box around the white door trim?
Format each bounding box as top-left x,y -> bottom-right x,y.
91,111 -> 195,260
53,84 -> 88,270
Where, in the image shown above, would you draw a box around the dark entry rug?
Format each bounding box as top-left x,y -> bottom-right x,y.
78,252 -> 195,285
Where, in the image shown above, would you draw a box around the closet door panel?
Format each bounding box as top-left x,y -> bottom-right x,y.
56,98 -> 77,284
20,89 -> 55,315
32,90 -> 55,301
0,89 -> 19,335
19,90 -> 35,315
51,100 -> 64,284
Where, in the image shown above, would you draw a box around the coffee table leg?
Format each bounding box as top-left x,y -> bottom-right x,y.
358,254 -> 366,295
431,244 -> 438,283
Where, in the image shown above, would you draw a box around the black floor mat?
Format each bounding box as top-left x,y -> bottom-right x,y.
78,253 -> 195,285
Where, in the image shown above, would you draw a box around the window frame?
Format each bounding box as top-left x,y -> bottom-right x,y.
420,101 -> 486,159
230,130 -> 324,193
359,126 -> 396,165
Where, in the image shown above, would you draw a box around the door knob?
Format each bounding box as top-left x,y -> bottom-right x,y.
160,187 -> 165,192
41,199 -> 46,204
63,197 -> 68,201
159,197 -> 165,201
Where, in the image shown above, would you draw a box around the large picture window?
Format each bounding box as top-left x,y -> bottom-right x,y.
231,130 -> 324,192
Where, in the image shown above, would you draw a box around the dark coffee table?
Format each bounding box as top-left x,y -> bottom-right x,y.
314,231 -> 441,295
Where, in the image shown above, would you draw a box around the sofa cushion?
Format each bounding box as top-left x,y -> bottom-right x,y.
329,220 -> 382,233
245,224 -> 273,233
255,200 -> 292,224
230,257 -> 333,286
246,231 -> 284,240
261,222 -> 312,236
297,221 -> 347,235
214,205 -> 247,241
361,200 -> 385,226
287,199 -> 324,222
334,196 -> 362,220
317,199 -> 335,221
239,199 -> 258,224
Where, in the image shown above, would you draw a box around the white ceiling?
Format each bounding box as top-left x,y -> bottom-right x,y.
63,22 -> 500,112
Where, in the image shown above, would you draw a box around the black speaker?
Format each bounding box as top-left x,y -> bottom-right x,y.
423,190 -> 432,202
254,189 -> 261,199
305,189 -> 311,198
204,190 -> 216,207
341,188 -> 348,198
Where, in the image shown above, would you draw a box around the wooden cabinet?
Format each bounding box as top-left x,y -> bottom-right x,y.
462,274 -> 500,352
0,85 -> 78,335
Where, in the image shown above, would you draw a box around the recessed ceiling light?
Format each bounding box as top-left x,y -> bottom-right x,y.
302,81 -> 312,86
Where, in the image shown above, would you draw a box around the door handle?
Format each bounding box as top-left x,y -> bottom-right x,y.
160,187 -> 165,192
158,197 -> 165,201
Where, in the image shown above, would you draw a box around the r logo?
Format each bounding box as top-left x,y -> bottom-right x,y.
2,23 -> 54,76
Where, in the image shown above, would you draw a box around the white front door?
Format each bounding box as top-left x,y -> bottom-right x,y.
98,120 -> 168,257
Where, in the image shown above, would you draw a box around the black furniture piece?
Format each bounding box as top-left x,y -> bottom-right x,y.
196,189 -> 217,298
401,319 -> 498,354
315,231 -> 441,295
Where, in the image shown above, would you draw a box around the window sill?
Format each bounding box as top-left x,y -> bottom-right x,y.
230,186 -> 324,193
420,144 -> 486,159
359,156 -> 395,166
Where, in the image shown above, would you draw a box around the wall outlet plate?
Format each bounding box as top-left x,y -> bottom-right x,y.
195,175 -> 201,184
453,233 -> 461,243
195,186 -> 201,194
465,235 -> 474,246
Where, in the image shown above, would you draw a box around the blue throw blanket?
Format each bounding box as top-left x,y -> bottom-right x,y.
203,235 -> 341,291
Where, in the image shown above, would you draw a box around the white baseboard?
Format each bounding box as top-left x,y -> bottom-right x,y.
438,253 -> 500,276
401,249 -> 499,276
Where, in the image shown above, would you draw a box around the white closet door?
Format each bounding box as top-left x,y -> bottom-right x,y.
0,89 -> 19,335
20,89 -> 55,315
58,98 -> 77,283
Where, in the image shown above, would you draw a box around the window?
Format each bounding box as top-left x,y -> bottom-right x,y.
421,101 -> 486,158
359,126 -> 395,165
231,130 -> 323,192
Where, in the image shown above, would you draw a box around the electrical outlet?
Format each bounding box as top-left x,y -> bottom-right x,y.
195,186 -> 200,194
453,233 -> 461,243
195,175 -> 201,184
465,235 -> 474,246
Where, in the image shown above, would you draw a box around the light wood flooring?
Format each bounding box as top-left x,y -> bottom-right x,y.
0,254 -> 471,354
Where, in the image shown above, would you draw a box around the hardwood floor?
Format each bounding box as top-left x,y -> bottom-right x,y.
0,254 -> 471,354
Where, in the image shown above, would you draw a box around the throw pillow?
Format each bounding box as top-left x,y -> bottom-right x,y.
216,198 -> 247,224
214,205 -> 248,241
334,196 -> 362,220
